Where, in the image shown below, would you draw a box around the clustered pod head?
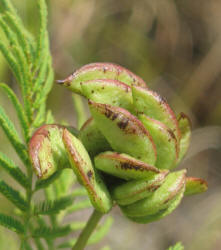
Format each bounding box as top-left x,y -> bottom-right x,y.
29,62 -> 208,223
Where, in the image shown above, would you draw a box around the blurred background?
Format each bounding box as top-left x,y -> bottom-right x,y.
0,0 -> 221,249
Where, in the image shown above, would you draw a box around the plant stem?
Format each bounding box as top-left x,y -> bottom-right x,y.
72,209 -> 103,250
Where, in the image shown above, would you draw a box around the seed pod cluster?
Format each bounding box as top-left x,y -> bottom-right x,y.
29,63 -> 208,222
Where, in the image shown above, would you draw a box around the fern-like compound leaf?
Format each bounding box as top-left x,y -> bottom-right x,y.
0,151 -> 30,189
33,195 -> 74,215
0,213 -> 24,233
35,171 -> 62,191
0,106 -> 29,166
0,83 -> 29,141
0,180 -> 28,211
32,225 -> 71,238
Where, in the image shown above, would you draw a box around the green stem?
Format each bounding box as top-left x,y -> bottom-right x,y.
72,209 -> 103,250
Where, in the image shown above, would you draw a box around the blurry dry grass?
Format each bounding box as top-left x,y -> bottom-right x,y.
0,0 -> 221,249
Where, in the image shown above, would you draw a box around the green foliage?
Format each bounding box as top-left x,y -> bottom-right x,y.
0,83 -> 29,141
34,171 -> 61,190
33,195 -> 74,215
0,180 -> 28,211
0,106 -> 29,166
0,0 -> 111,249
32,225 -> 71,239
0,152 -> 29,189
0,213 -> 24,234
167,242 -> 184,250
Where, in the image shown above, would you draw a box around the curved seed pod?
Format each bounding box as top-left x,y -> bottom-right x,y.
57,62 -> 147,94
112,170 -> 169,206
62,129 -> 112,213
121,170 -> 186,218
127,185 -> 185,224
79,117 -> 111,157
89,101 -> 157,165
94,151 -> 160,180
29,124 -> 69,179
184,177 -> 208,196
139,114 -> 178,169
80,79 -> 134,112
132,85 -> 180,140
177,112 -> 191,163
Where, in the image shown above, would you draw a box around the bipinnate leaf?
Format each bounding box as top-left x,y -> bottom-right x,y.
32,225 -> 71,238
0,151 -> 29,189
33,195 -> 74,215
0,180 -> 28,211
0,106 -> 29,165
0,83 -> 29,141
0,213 -> 24,233
89,101 -> 157,165
35,0 -> 48,69
35,171 -> 62,190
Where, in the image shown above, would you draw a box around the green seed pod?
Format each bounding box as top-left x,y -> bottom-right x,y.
80,79 -> 134,112
94,151 -> 160,180
79,117 -> 111,157
184,177 -> 208,196
139,114 -> 178,169
89,101 -> 157,165
57,62 -> 147,94
63,129 -> 112,213
121,170 -> 186,218
29,124 -> 112,213
127,185 -> 185,224
177,112 -> 191,163
29,124 -> 69,179
132,85 -> 180,140
51,62 -> 208,224
111,170 -> 169,206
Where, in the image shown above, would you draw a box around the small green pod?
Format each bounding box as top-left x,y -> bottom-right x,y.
127,185 -> 185,224
80,79 -> 134,112
79,117 -> 111,157
29,124 -> 69,179
94,151 -> 160,180
112,170 -> 169,206
139,114 -> 178,169
121,170 -> 186,218
132,85 -> 180,140
89,101 -> 157,165
62,129 -> 112,213
177,112 -> 191,163
184,177 -> 208,196
57,62 -> 147,94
